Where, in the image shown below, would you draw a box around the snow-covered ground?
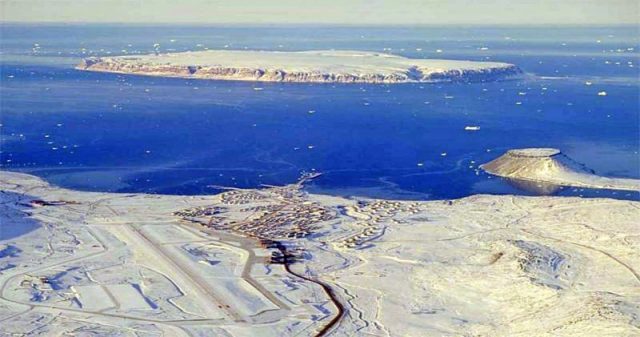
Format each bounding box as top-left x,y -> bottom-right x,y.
76,50 -> 521,83
1,170 -> 638,336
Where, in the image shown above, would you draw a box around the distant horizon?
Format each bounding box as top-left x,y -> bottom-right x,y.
1,0 -> 638,26
1,21 -> 639,28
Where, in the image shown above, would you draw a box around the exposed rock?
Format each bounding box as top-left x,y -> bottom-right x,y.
76,50 -> 522,84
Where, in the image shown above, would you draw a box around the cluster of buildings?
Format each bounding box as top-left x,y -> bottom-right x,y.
219,190 -> 267,205
171,177 -> 337,268
338,200 -> 422,249
232,202 -> 336,239
172,206 -> 226,218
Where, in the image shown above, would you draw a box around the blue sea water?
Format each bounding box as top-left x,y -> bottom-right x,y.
1,24 -> 639,200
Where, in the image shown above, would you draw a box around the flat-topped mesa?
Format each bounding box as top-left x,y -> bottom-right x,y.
481,148 -> 640,192
75,50 -> 522,84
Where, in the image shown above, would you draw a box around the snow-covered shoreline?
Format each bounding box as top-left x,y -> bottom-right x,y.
76,50 -> 522,83
1,170 -> 639,336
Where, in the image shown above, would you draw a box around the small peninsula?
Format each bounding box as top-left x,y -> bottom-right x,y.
76,50 -> 522,83
481,148 -> 640,192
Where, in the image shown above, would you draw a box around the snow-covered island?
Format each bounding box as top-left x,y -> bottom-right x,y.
76,50 -> 522,83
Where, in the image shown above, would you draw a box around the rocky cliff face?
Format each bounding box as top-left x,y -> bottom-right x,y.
76,56 -> 522,84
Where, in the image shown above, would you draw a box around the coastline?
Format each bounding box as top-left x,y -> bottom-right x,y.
75,50 -> 522,84
481,148 -> 640,192
1,170 -> 638,336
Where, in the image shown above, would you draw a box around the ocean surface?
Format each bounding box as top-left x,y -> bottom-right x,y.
1,24 -> 639,200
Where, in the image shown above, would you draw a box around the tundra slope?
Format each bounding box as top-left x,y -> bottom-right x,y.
76,50 -> 521,83
481,148 -> 640,192
1,170 -> 638,336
